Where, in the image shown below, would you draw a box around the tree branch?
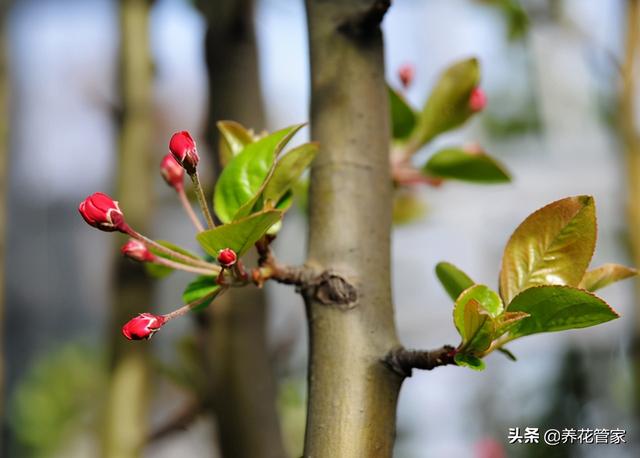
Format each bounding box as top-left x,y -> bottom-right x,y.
384,346 -> 457,378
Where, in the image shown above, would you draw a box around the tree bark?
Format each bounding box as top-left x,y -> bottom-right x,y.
303,1 -> 403,456
197,1 -> 287,457
102,1 -> 154,456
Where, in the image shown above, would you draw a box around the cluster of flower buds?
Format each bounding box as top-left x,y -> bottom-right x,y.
169,131 -> 199,175
398,63 -> 415,89
79,130 -> 226,342
122,313 -> 167,340
469,87 -> 487,112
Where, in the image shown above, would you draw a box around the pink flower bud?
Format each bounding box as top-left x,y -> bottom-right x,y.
398,63 -> 415,89
469,87 -> 487,112
160,153 -> 184,191
169,131 -> 199,174
217,248 -> 237,267
78,192 -> 128,232
122,313 -> 166,340
121,239 -> 155,263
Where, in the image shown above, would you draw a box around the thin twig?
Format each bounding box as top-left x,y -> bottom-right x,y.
153,256 -> 218,276
177,188 -> 205,232
384,345 -> 457,378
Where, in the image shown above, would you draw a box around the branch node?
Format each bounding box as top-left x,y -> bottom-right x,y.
383,345 -> 457,378
309,271 -> 358,308
337,0 -> 391,38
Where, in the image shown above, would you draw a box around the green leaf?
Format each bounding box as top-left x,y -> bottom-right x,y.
263,142 -> 318,206
182,276 -> 221,312
214,124 -> 304,223
499,195 -> 597,304
454,352 -> 486,371
388,85 -> 417,140
145,241 -> 203,278
423,148 -> 510,183
413,58 -> 481,146
507,285 -> 619,338
453,285 -> 504,345
494,311 -> 530,337
196,210 -> 282,258
497,347 -> 517,361
217,121 -> 255,167
435,261 -> 475,301
578,263 -> 637,292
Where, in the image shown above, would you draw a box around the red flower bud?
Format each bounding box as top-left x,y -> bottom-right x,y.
169,131 -> 199,174
160,153 -> 184,191
78,192 -> 128,232
121,239 -> 155,262
217,248 -> 237,267
398,63 -> 415,89
122,313 -> 166,340
469,87 -> 487,112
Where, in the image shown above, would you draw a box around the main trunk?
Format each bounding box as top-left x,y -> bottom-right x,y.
304,1 -> 403,456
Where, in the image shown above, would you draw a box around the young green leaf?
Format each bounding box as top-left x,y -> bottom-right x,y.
263,142 -> 318,206
145,241 -> 203,278
217,121 -> 255,167
453,285 -> 504,345
388,85 -> 417,140
422,148 -> 510,183
493,311 -> 530,337
507,285 -> 619,338
454,352 -> 486,371
496,347 -> 517,361
196,210 -> 282,259
214,124 -> 304,223
412,58 -> 481,146
578,263 -> 638,292
435,261 -> 474,300
499,195 -> 597,304
182,276 -> 221,312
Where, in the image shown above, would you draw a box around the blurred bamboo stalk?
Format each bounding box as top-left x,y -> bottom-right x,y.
621,0 -> 640,414
0,0 -> 8,442
196,1 -> 287,456
102,0 -> 155,456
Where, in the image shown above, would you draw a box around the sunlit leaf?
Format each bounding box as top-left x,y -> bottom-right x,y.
507,285 -> 619,338
493,311 -> 529,337
499,195 -> 596,304
196,210 -> 282,258
423,148 -> 510,183
182,276 -> 222,311
578,263 -> 637,292
435,261 -> 474,301
145,241 -> 203,278
217,120 -> 255,167
413,58 -> 481,146
214,124 -> 304,222
263,142 -> 318,206
454,352 -> 486,371
388,85 -> 417,140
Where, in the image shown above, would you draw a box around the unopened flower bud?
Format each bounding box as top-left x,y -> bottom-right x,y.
160,153 -> 184,191
121,239 -> 155,262
169,131 -> 199,175
79,192 -> 128,232
398,63 -> 415,89
217,248 -> 237,267
469,87 -> 487,112
122,313 -> 166,340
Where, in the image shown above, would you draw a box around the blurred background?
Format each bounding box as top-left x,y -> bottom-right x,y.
1,0 -> 639,456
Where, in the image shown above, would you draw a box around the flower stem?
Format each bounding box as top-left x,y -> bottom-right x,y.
177,187 -> 205,232
125,228 -> 219,272
153,256 -> 218,276
163,287 -> 227,321
190,172 -> 216,230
